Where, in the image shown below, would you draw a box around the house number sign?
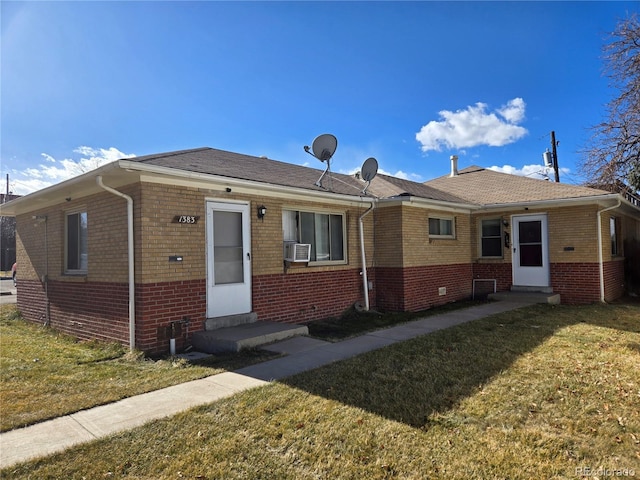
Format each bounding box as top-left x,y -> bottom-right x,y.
172,215 -> 200,224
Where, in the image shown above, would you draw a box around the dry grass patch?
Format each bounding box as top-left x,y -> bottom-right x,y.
0,305 -> 277,431
3,303 -> 639,479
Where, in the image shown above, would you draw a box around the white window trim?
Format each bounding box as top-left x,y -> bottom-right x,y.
610,216 -> 619,256
65,209 -> 88,275
428,215 -> 456,239
479,218 -> 504,258
282,208 -> 348,265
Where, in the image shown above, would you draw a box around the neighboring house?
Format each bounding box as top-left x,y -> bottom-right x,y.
2,148 -> 639,354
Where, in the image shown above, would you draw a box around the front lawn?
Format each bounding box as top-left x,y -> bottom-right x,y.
0,305 -> 277,432
3,302 -> 639,479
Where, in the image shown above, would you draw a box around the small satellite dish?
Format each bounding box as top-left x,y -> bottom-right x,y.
360,157 -> 378,195
311,134 -> 337,162
361,157 -> 378,182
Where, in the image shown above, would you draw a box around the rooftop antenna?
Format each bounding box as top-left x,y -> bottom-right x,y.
360,157 -> 378,195
304,133 -> 337,190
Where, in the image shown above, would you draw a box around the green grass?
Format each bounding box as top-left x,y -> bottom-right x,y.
2,302 -> 639,479
0,305 -> 278,432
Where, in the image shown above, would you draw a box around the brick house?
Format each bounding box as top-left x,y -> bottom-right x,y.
3,147 -> 639,354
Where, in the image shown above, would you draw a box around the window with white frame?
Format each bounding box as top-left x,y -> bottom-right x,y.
610,216 -> 619,256
480,218 -> 503,257
428,216 -> 455,238
283,209 -> 346,262
66,211 -> 88,272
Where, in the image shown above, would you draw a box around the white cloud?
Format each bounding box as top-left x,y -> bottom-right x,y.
339,166 -> 423,183
416,98 -> 528,152
489,163 -> 552,180
7,146 -> 135,195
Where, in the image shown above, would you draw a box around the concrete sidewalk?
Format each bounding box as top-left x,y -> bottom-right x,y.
0,299 -> 532,469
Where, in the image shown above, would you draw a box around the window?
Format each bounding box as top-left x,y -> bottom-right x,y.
481,219 -> 503,257
610,216 -> 619,256
283,209 -> 345,262
429,216 -> 454,238
66,211 -> 88,272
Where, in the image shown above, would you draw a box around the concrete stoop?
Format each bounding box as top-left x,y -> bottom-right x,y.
191,321 -> 309,354
488,291 -> 561,305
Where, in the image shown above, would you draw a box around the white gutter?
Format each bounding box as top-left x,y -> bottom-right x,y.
96,176 -> 136,351
358,201 -> 375,311
596,198 -> 622,302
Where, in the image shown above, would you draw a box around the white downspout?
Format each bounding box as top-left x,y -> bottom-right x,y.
96,176 -> 136,351
597,198 -> 621,303
359,201 -> 375,311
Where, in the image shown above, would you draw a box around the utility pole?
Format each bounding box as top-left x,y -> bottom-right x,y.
550,131 -> 560,183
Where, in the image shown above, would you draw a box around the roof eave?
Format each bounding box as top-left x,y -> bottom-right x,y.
476,193 -> 628,211
116,160 -> 377,204
377,195 -> 477,212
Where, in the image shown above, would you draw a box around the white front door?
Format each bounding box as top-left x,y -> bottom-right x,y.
206,201 -> 251,318
512,214 -> 550,287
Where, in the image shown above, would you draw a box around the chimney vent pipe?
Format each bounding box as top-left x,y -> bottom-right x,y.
450,155 -> 459,177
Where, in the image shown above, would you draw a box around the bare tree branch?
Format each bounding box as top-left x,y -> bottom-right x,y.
581,13 -> 640,194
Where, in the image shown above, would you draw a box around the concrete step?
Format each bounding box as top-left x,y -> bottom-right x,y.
488,291 -> 561,305
204,312 -> 257,330
511,285 -> 554,294
191,321 -> 309,354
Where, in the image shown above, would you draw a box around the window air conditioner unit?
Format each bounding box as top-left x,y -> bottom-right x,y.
284,242 -> 311,262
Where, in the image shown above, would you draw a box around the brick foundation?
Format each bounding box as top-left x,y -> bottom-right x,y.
375,264 -> 473,312
18,279 -> 130,345
253,268 -> 372,323
550,263 -> 601,304
472,263 -> 512,293
15,260 -> 625,354
603,260 -> 625,302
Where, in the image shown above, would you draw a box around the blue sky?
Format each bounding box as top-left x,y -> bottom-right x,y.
1,1 -> 637,195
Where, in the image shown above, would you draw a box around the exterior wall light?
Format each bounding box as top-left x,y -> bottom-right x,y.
257,205 -> 267,220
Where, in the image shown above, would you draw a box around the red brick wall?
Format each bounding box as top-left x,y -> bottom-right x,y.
253,268 -> 372,323
15,280 -> 47,325
17,279 -> 130,345
603,259 -> 625,302
472,263 -> 512,293
375,267 -> 406,311
375,264 -> 473,312
136,279 -> 207,354
550,263 -> 601,304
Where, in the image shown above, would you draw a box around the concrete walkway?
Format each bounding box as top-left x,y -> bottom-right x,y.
0,299 -> 532,469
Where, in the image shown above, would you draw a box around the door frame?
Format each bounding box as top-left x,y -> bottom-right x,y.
511,213 -> 550,288
205,199 -> 252,318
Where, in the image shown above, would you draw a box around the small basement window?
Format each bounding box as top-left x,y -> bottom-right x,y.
428,216 -> 455,239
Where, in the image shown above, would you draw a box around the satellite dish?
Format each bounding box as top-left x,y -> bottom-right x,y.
311,134 -> 337,162
304,133 -> 338,190
360,157 -> 378,195
361,157 -> 378,182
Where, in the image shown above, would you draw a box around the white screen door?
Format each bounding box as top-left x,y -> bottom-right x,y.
206,201 -> 251,317
512,214 -> 550,287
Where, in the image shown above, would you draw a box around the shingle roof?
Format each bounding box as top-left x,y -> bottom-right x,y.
424,166 -> 612,206
128,149 -> 613,207
128,147 -> 468,203
130,147 -> 366,196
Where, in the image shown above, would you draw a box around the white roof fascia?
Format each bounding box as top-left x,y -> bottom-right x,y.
0,161 -> 123,215
475,193 -> 628,212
